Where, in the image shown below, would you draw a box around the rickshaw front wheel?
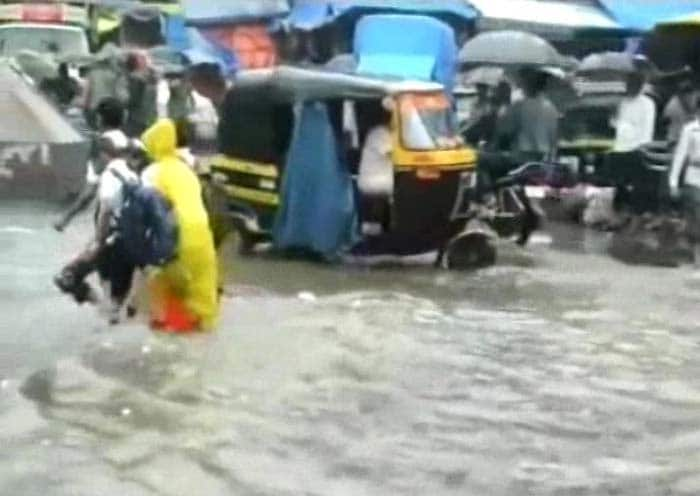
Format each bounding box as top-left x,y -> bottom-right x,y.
442,228 -> 497,271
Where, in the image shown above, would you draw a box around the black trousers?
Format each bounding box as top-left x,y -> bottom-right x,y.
96,239 -> 137,305
60,239 -> 136,305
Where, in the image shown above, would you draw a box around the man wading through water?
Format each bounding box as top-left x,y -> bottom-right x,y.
54,99 -> 139,322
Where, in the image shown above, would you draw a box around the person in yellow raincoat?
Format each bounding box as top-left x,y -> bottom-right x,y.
141,119 -> 219,331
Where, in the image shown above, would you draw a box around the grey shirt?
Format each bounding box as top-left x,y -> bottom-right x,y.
498,95 -> 559,157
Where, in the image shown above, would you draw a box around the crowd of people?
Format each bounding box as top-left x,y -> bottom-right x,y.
461,66 -> 700,242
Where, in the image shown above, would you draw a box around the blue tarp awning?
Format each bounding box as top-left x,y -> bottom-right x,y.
183,0 -> 290,26
287,0 -> 478,31
597,0 -> 700,31
183,29 -> 239,76
354,15 -> 457,91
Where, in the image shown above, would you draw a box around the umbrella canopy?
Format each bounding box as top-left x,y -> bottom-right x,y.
459,31 -> 570,68
577,52 -> 656,78
597,0 -> 700,31
468,0 -> 627,40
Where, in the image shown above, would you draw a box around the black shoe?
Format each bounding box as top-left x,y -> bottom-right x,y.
53,272 -> 96,305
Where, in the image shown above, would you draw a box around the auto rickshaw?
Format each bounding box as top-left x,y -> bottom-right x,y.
203,66 -> 535,269
557,81 -> 623,179
558,77 -> 673,213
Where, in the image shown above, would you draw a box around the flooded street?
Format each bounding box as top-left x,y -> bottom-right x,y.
1,199 -> 700,495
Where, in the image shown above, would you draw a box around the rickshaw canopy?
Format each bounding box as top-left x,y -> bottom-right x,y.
353,15 -> 457,92
231,65 -> 444,103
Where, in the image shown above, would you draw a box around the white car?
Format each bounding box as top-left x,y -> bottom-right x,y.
0,22 -> 89,58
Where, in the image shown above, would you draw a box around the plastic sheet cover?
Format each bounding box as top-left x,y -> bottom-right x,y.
273,102 -> 359,258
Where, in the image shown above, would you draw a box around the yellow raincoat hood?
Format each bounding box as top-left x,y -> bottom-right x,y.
142,118 -> 178,161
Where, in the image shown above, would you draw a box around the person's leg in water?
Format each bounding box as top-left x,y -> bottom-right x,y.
682,186 -> 700,265
96,240 -> 137,325
54,240 -> 101,304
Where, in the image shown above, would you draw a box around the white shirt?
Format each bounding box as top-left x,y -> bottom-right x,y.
612,94 -> 656,152
85,160 -> 100,186
86,129 -> 130,186
98,159 -> 138,214
358,126 -> 393,196
670,118 -> 700,196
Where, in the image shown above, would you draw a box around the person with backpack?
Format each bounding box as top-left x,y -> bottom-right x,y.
54,123 -> 136,318
54,99 -> 130,300
140,118 -> 219,332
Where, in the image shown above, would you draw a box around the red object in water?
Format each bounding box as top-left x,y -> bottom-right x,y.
151,295 -> 200,334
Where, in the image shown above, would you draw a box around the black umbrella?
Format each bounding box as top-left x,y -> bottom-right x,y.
459,30 -> 571,68
577,52 -> 657,78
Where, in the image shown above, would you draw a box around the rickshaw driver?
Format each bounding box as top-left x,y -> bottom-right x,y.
357,100 -> 394,235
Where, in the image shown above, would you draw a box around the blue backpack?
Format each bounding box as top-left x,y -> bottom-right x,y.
111,169 -> 178,268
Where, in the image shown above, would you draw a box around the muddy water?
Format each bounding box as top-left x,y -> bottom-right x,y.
1,200 -> 700,495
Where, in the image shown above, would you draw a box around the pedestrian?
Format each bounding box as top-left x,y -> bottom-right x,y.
140,119 -> 219,332
166,76 -> 195,123
124,52 -> 158,138
84,52 -> 128,128
54,97 -> 125,232
606,72 -> 658,213
669,93 -> 700,254
92,134 -> 141,323
611,72 -> 656,153
663,79 -> 696,146
494,69 -> 559,162
54,98 -> 134,313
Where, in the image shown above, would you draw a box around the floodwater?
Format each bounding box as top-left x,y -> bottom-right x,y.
1,199 -> 700,495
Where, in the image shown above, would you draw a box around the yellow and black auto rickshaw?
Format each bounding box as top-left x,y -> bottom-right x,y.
203,66 -> 534,269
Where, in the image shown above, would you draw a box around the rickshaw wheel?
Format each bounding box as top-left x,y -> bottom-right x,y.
443,230 -> 497,271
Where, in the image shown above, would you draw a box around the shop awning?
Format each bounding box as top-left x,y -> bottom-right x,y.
596,0 -> 700,31
655,11 -> 700,29
286,0 -> 478,31
182,0 -> 289,27
468,0 -> 626,39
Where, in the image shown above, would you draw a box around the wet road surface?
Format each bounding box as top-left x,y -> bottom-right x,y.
1,200 -> 700,495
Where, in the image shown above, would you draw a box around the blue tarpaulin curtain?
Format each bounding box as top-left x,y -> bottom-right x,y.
273,102 -> 359,259
183,0 -> 290,26
287,0 -> 478,30
596,0 -> 700,31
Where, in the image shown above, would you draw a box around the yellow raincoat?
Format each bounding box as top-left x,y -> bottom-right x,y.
142,119 -> 219,331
